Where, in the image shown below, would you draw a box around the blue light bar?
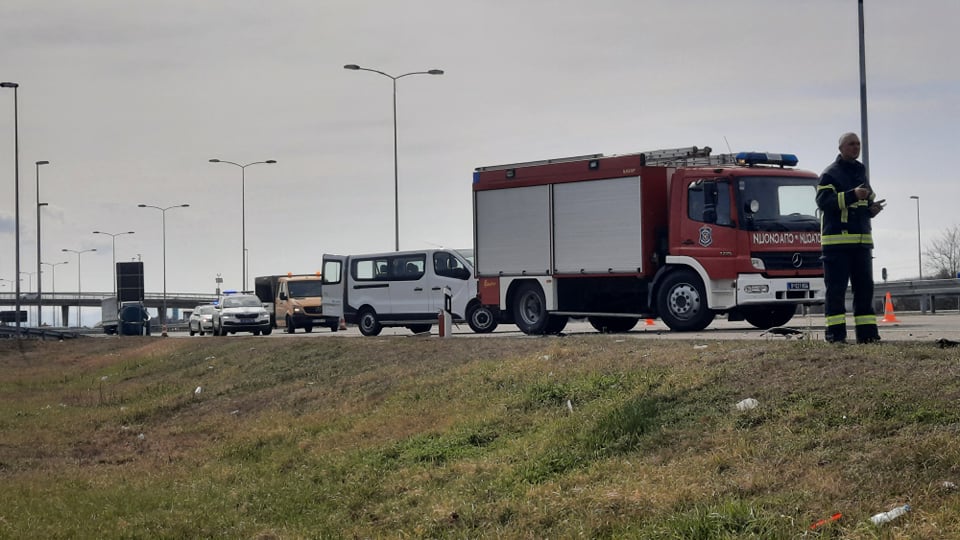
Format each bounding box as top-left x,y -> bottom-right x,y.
735,152 -> 799,167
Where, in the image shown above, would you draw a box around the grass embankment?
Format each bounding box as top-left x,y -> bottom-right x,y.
1,335 -> 960,539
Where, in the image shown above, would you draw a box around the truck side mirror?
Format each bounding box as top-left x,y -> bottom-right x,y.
279,292 -> 287,300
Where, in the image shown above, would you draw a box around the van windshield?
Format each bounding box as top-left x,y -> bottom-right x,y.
287,280 -> 323,297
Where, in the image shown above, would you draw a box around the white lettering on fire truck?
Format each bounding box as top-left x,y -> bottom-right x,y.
751,232 -> 821,245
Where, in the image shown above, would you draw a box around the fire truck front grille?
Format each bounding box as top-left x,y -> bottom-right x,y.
752,252 -> 823,272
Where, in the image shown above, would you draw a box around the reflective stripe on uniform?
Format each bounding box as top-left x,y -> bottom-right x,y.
821,232 -> 873,246
825,314 -> 846,327
855,314 -> 877,326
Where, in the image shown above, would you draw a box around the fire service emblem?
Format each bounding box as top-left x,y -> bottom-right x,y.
699,225 -> 713,247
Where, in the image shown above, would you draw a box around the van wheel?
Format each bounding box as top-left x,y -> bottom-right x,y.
513,282 -> 550,335
285,315 -> 295,333
189,329 -> 196,336
656,269 -> 715,331
358,308 -> 382,337
304,325 -> 312,333
262,326 -> 272,336
467,303 -> 498,333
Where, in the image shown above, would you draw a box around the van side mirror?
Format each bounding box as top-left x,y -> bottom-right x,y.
279,292 -> 287,300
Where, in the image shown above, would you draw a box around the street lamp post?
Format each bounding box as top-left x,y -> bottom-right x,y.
61,248 -> 96,327
92,230 -> 135,300
36,160 -> 49,326
909,196 -> 921,279
41,260 -> 68,326
138,204 -> 189,335
2,81 -> 22,333
208,159 -> 276,291
343,64 -> 444,251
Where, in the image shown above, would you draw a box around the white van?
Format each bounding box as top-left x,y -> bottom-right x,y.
321,249 -> 498,336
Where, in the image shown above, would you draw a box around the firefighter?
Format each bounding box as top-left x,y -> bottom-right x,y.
816,132 -> 885,343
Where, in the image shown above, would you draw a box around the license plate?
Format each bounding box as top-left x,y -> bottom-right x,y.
787,282 -> 810,290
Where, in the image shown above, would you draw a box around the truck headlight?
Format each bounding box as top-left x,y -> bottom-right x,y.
744,285 -> 769,294
751,258 -> 765,270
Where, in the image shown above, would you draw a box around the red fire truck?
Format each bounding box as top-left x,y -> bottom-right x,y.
471,146 -> 825,334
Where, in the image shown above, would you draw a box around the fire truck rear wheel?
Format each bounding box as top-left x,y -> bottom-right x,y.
742,304 -> 796,329
358,308 -> 383,337
467,303 -> 499,333
588,316 -> 639,333
657,270 -> 715,331
513,282 -> 550,335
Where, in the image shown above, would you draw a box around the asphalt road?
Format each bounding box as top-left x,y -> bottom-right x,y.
168,311 -> 960,343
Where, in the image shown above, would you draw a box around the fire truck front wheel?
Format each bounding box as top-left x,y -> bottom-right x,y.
657,270 -> 715,332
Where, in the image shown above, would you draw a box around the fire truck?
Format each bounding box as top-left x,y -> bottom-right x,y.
472,146 -> 825,334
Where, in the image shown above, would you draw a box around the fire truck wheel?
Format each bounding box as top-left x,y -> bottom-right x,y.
358,308 -> 383,337
467,303 -> 499,333
742,304 -> 796,329
588,316 -> 639,333
513,282 -> 551,335
657,270 -> 715,331
544,315 -> 568,334
407,324 -> 432,334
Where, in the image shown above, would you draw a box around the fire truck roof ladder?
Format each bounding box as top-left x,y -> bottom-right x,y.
633,146 -> 736,167
475,146 -> 741,173
474,153 -> 603,172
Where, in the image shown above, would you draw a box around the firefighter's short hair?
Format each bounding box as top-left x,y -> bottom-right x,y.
838,132 -> 859,148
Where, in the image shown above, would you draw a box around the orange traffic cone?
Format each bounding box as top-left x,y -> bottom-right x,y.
645,318 -> 656,326
881,292 -> 900,323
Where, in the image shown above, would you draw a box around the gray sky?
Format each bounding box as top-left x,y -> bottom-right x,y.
2,1 -> 958,320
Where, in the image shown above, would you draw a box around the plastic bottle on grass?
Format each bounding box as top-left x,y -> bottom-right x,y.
870,504 -> 910,525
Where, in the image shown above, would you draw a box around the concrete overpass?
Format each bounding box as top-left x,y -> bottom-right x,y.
0,291 -> 218,326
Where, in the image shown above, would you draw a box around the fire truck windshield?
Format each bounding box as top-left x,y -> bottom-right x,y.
737,176 -> 819,232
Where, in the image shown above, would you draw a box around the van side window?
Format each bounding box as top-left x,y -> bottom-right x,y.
353,258 -> 390,281
433,252 -> 470,280
322,260 -> 342,285
393,256 -> 425,280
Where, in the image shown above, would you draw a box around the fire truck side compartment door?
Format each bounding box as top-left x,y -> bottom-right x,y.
475,186 -> 551,275
553,176 -> 643,274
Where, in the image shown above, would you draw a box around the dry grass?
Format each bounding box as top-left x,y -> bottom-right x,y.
2,335 -> 960,538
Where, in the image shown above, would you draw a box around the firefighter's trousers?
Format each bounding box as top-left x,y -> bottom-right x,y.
822,246 -> 879,343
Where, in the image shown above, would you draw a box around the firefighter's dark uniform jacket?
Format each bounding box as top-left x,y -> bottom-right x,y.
816,155 -> 879,343
816,155 -> 875,248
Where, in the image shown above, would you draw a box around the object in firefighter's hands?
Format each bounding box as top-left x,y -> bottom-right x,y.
869,198 -> 886,217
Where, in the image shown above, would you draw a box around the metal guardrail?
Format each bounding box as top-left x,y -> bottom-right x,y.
0,325 -> 82,339
874,278 -> 960,299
